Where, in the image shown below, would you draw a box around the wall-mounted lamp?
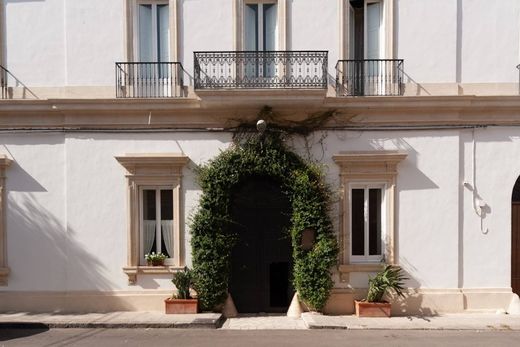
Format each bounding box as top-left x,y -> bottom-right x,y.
256,119 -> 267,133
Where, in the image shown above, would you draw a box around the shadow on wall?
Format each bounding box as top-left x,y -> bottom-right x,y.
5,161 -> 46,192
387,259 -> 439,316
4,195 -> 132,312
370,137 -> 439,191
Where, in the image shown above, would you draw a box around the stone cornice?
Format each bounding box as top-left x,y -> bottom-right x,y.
2,95 -> 520,128
115,154 -> 189,176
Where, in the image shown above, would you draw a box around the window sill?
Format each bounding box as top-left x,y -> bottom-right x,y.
339,263 -> 385,273
123,266 -> 183,285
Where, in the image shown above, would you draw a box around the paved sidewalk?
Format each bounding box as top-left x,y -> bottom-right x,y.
1,311 -> 519,330
221,314 -> 306,330
302,312 -> 520,330
0,311 -> 223,329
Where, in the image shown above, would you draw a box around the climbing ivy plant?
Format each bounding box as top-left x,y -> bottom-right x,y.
190,128 -> 338,312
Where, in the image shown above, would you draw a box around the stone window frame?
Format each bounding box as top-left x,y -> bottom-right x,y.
233,0 -> 287,51
124,0 -> 180,62
339,0 -> 395,60
333,151 -> 406,282
0,155 -> 12,286
116,153 -> 188,285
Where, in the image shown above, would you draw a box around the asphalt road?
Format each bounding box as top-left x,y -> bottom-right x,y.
1,329 -> 520,347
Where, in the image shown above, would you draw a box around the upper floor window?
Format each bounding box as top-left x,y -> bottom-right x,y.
244,1 -> 278,51
234,0 -> 286,51
348,0 -> 383,60
136,2 -> 170,62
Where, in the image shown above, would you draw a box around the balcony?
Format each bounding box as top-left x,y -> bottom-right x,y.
115,62 -> 186,98
194,51 -> 328,90
336,59 -> 404,96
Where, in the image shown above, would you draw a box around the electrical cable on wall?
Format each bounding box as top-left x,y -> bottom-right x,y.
463,128 -> 489,235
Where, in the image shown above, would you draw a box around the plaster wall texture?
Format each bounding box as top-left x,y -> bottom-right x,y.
3,0 -> 520,88
4,0 -> 66,87
180,0 -> 234,79
1,127 -> 518,293
289,0 -> 339,75
64,0 -> 125,86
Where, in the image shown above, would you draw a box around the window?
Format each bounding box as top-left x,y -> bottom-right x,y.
116,154 -> 188,285
333,151 -> 406,282
348,0 -> 383,60
0,155 -> 12,286
123,0 -> 178,62
140,187 -> 174,265
136,2 -> 169,62
244,2 -> 278,51
350,184 -> 385,263
234,0 -> 287,51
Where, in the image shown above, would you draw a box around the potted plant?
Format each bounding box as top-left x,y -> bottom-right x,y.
165,267 -> 198,314
145,252 -> 167,266
355,265 -> 407,317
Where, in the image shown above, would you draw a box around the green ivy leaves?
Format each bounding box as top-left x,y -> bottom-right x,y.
190,133 -> 338,312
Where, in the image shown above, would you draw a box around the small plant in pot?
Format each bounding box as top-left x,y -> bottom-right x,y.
355,265 -> 407,317
145,252 -> 167,266
165,266 -> 198,314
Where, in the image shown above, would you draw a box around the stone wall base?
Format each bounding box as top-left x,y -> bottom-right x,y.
0,288 -> 514,315
324,288 -> 514,315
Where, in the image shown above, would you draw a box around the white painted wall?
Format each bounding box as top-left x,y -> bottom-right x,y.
1,126 -> 519,292
4,0 -> 67,87
64,0 -> 125,86
2,0 -> 519,88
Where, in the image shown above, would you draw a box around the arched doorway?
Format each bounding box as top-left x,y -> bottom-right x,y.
229,176 -> 292,313
512,177 -> 520,295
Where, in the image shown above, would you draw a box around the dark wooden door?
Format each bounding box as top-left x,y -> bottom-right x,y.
512,203 -> 520,295
229,177 -> 292,313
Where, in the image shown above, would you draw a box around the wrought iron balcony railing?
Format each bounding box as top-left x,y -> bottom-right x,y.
336,59 -> 404,96
1,65 -> 8,99
115,62 -> 185,98
0,65 -> 38,99
194,51 -> 328,89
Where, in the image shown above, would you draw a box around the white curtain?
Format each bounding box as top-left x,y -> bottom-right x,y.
143,220 -> 156,255
161,220 -> 174,258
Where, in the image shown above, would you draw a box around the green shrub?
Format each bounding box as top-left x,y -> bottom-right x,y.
366,265 -> 408,302
172,266 -> 193,299
190,132 -> 338,311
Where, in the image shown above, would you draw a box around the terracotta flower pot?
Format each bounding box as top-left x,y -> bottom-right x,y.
164,298 -> 198,314
354,300 -> 391,317
152,259 -> 164,266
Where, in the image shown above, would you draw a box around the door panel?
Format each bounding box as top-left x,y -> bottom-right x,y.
229,178 -> 292,313
512,203 -> 520,295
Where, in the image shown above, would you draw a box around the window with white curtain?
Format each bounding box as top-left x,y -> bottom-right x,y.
140,187 -> 174,265
137,2 -> 169,62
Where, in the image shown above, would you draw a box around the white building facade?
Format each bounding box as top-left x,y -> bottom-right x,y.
1,0 -> 520,315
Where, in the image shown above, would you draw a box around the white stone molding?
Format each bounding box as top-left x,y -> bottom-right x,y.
0,155 -> 12,286
333,151 -> 406,282
116,153 -> 188,285
0,0 -> 5,67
